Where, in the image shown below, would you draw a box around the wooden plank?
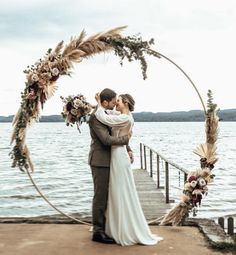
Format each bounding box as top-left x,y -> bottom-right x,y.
133,169 -> 171,220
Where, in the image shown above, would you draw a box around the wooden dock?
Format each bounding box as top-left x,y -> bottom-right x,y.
133,169 -> 171,220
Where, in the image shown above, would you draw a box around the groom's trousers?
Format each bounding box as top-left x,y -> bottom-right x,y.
91,166 -> 110,233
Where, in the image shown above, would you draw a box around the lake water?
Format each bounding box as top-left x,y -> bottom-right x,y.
0,122 -> 235,220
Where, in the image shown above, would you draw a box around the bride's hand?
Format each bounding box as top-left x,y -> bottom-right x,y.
95,93 -> 101,105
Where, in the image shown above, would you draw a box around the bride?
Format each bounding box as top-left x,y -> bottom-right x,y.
95,93 -> 163,246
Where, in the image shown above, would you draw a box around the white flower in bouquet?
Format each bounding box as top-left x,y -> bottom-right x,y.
73,98 -> 83,109
198,177 -> 207,187
32,73 -> 39,82
52,67 -> 59,76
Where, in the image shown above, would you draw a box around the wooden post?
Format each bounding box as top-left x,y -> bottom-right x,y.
218,217 -> 224,230
178,171 -> 181,187
227,217 -> 234,235
165,161 -> 169,203
150,149 -> 153,177
140,143 -> 143,169
157,154 -> 160,188
184,173 -> 188,183
144,145 -> 147,170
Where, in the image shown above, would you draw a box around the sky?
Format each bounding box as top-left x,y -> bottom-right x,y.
0,0 -> 235,115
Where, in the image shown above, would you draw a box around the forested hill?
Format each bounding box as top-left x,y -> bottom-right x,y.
133,109 -> 236,122
1,109 -> 236,122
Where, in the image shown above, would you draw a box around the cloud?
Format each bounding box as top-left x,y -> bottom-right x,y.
0,0 -> 236,115
0,0 -> 129,42
1,0 -> 235,43
0,2 -> 72,41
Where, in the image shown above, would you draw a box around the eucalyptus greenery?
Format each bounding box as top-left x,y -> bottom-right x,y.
105,35 -> 161,80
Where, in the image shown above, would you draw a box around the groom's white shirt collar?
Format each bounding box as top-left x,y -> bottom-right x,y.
100,106 -> 107,113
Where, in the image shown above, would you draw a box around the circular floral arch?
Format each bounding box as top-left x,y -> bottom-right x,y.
10,26 -> 218,225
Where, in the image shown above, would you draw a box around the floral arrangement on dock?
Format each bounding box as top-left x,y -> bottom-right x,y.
10,26 -> 161,172
160,90 -> 219,226
61,94 -> 93,130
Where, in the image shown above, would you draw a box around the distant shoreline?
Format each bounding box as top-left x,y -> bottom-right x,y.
1,109 -> 236,122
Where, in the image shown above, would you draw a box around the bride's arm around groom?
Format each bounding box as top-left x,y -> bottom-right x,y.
95,106 -> 130,127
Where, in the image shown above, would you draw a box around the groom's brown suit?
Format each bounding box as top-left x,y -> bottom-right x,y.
88,110 -> 129,234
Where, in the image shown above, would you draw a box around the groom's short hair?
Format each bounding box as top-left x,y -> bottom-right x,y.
100,88 -> 117,103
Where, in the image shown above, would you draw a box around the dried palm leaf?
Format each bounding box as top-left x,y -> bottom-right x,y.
11,109 -> 22,144
62,26 -> 126,60
85,32 -> 104,42
32,102 -> 41,120
76,29 -> 86,46
206,111 -> 219,145
86,26 -> 126,42
194,143 -> 207,158
44,82 -> 58,100
160,202 -> 188,226
102,26 -> 127,38
52,40 -> 64,55
18,128 -> 26,141
193,90 -> 219,166
12,108 -> 21,127
79,41 -> 112,58
10,128 -> 18,145
194,143 -> 218,165
24,145 -> 34,172
62,31 -> 86,57
205,90 -> 219,145
66,49 -> 84,62
58,58 -> 72,70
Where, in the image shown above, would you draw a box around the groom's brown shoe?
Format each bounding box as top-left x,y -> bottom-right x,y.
92,232 -> 116,244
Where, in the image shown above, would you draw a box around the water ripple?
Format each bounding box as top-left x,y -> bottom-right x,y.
1,122 -> 236,218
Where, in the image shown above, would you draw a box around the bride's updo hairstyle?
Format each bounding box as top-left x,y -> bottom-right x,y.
120,94 -> 135,112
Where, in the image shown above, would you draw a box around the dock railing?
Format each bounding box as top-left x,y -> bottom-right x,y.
140,143 -> 189,204
218,216 -> 236,236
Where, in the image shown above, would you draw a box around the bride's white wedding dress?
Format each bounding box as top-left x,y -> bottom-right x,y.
95,106 -> 163,246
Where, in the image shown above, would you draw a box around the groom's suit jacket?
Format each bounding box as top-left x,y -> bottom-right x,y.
88,110 -> 130,167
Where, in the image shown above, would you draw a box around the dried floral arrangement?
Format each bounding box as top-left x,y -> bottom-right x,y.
160,90 -> 219,225
10,26 -> 161,172
60,94 -> 93,131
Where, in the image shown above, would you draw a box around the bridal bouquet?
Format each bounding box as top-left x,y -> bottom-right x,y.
61,94 -> 93,129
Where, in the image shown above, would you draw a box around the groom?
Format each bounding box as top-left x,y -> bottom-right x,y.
88,88 -> 133,244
